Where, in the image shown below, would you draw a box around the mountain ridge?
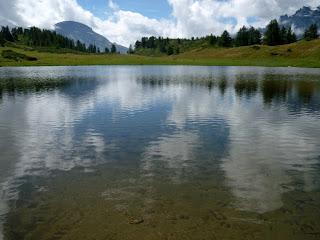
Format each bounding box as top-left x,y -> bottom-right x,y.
280,6 -> 320,33
54,21 -> 128,54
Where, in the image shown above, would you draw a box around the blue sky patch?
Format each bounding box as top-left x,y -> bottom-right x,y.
78,0 -> 172,19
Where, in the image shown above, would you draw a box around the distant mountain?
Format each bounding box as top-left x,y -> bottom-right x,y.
280,6 -> 320,34
54,21 -> 128,54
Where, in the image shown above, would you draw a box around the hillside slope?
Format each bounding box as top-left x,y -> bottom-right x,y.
1,40 -> 320,68
179,40 -> 320,64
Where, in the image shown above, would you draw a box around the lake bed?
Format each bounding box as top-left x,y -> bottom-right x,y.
0,66 -> 320,239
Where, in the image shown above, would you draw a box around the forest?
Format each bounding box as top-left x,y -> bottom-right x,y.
0,20 -> 318,56
133,20 -> 318,55
0,26 -> 117,54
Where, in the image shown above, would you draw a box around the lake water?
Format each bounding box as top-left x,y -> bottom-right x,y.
0,66 -> 320,239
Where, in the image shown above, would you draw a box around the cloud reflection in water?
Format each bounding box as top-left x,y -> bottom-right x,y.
0,66 -> 319,223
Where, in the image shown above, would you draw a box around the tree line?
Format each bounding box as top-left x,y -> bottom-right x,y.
133,20 -> 319,55
0,26 -> 118,54
1,20 -> 318,56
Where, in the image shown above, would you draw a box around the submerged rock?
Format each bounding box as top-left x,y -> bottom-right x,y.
129,218 -> 144,225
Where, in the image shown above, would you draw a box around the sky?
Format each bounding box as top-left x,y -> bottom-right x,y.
78,0 -> 172,19
0,0 -> 319,47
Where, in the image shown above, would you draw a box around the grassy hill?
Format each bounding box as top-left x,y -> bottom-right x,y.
1,39 -> 320,68
177,39 -> 320,67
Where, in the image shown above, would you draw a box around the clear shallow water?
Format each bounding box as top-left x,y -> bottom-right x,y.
0,66 -> 320,239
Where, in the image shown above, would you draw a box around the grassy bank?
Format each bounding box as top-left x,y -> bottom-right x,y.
1,39 -> 320,68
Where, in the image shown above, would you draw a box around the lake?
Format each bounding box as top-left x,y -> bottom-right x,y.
0,66 -> 319,239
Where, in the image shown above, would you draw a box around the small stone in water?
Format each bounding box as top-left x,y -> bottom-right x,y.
129,218 -> 144,224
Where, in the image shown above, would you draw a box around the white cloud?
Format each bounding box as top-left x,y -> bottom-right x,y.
108,0 -> 119,11
0,0 -> 319,46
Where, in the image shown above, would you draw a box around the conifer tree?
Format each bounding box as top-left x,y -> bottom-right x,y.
219,30 -> 233,47
128,44 -> 134,54
280,26 -> 288,44
304,24 -> 318,41
167,46 -> 174,55
264,20 -> 281,46
209,34 -> 216,45
0,31 -> 5,46
248,27 -> 261,45
235,26 -> 249,46
111,44 -> 117,53
1,26 -> 14,42
286,27 -> 297,44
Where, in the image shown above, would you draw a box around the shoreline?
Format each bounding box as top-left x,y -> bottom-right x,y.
1,39 -> 320,68
1,64 -> 320,70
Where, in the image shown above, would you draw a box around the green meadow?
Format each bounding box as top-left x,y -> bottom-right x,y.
1,39 -> 320,68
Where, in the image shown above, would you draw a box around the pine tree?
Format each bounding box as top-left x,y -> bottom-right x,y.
128,44 -> 134,54
147,36 -> 156,49
286,27 -> 297,44
11,27 -> 23,41
248,27 -> 261,45
105,47 -> 110,54
88,44 -> 96,53
219,30 -> 233,47
141,37 -> 147,48
280,26 -> 288,44
159,39 -> 166,53
111,44 -> 117,53
304,24 -> 318,41
175,46 -> 180,55
0,31 -> 5,46
76,40 -> 85,52
264,20 -> 281,46
167,46 -> 174,55
235,26 -> 249,46
134,40 -> 141,49
209,34 -> 216,45
1,26 -> 14,42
